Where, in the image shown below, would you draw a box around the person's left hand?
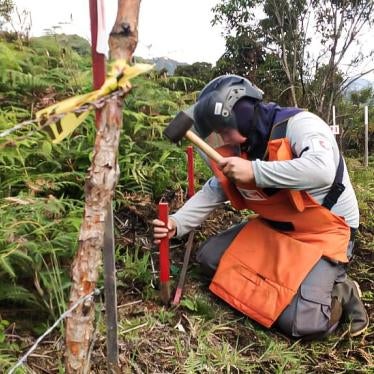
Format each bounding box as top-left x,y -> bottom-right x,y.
217,157 -> 254,184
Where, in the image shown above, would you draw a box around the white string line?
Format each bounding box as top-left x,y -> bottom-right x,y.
0,89 -> 124,140
8,288 -> 101,374
0,120 -> 36,138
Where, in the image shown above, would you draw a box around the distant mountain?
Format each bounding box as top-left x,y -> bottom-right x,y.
134,56 -> 187,75
344,77 -> 373,93
32,33 -> 189,75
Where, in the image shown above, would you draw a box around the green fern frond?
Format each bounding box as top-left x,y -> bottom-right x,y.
0,257 -> 16,278
0,284 -> 41,307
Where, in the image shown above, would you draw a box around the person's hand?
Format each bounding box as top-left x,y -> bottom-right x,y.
218,157 -> 254,184
152,217 -> 177,244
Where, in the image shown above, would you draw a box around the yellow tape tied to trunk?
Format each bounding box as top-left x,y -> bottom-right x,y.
36,60 -> 153,144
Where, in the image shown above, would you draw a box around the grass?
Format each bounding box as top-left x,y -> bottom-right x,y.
2,161 -> 373,373
106,157 -> 374,373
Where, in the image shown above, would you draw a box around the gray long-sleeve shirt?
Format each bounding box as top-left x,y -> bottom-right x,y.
171,111 -> 359,237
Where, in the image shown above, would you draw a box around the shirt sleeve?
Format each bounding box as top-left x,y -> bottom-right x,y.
170,176 -> 227,237
252,112 -> 338,190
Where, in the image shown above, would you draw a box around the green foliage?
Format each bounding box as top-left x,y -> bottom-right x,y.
159,76 -> 206,92
156,308 -> 175,325
117,246 -> 152,288
212,0 -> 374,117
0,0 -> 13,29
0,195 -> 83,317
181,295 -> 216,320
174,62 -> 213,84
337,88 -> 374,155
0,41 -> 21,72
0,31 -> 213,325
0,37 -> 92,109
347,158 -> 374,230
0,319 -> 21,373
0,15 -> 372,374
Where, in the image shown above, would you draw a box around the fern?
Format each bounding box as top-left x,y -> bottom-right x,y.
0,284 -> 41,308
4,69 -> 51,92
0,36 -> 214,324
159,75 -> 206,92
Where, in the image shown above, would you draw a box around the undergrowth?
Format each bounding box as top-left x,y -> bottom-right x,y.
0,34 -> 372,373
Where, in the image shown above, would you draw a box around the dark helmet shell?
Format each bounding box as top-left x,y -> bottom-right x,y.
193,75 -> 263,138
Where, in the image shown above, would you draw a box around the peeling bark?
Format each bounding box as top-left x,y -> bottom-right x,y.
65,0 -> 141,372
65,98 -> 124,373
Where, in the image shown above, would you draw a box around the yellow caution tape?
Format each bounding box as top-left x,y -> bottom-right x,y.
36,60 -> 153,144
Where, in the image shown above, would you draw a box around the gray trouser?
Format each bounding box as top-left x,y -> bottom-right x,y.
196,222 -> 351,338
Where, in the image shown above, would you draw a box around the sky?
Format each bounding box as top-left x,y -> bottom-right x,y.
10,0 -> 373,82
12,0 -> 226,64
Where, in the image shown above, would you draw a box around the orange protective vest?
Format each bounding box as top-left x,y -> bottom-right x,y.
209,138 -> 350,328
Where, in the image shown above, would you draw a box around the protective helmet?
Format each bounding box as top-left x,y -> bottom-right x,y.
191,75 -> 263,138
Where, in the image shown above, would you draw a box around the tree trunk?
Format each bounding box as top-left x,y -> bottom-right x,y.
65,1 -> 141,372
109,0 -> 141,62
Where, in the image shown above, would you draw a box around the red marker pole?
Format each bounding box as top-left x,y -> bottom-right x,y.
158,202 -> 170,305
186,145 -> 195,198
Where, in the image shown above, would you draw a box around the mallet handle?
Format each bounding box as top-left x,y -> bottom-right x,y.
186,145 -> 195,198
185,130 -> 224,163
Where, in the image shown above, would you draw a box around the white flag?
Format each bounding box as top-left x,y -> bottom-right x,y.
96,0 -> 108,56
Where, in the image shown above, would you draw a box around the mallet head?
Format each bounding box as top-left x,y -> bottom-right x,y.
163,108 -> 194,143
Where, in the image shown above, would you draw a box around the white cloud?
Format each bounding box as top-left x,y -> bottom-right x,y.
12,0 -> 226,64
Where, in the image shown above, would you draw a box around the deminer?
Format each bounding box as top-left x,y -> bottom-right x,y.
153,75 -> 369,339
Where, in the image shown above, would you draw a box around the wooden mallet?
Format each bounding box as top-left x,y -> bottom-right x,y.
163,111 -> 224,163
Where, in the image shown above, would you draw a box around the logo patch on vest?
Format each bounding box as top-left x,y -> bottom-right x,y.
237,188 -> 267,201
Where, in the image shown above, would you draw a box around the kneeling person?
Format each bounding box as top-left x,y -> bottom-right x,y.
153,75 -> 369,339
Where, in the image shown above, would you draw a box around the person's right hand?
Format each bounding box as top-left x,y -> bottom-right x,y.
152,217 -> 177,244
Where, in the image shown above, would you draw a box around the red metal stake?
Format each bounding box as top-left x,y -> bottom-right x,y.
158,202 -> 171,305
186,145 -> 195,198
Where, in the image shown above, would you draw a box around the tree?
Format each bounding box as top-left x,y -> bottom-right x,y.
214,33 -> 264,77
309,0 -> 374,121
0,0 -> 13,29
65,0 -> 142,371
174,62 -> 214,83
213,33 -> 290,104
212,0 -> 309,107
212,0 -> 374,119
